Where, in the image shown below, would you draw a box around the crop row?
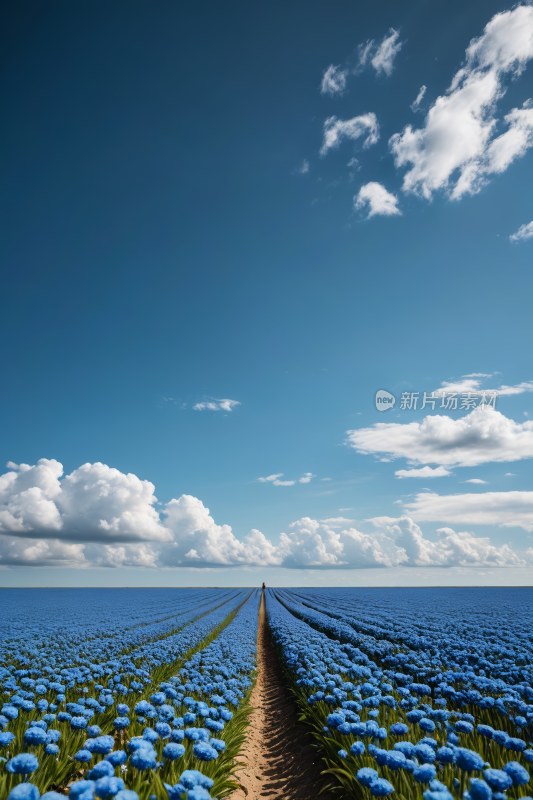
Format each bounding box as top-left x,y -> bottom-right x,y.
1,589 -> 260,800
266,588 -> 532,800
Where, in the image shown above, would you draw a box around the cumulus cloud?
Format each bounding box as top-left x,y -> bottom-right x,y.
390,6 -> 533,200
299,473 -> 315,483
464,478 -> 488,484
0,460 -> 172,543
510,220 -> 533,242
2,461 -> 530,570
395,466 -> 452,479
320,64 -> 349,96
347,406 -> 533,467
320,114 -> 380,156
369,515 -> 526,566
193,398 -> 240,411
404,491 -> 533,532
411,85 -> 427,112
358,29 -> 404,77
355,182 -> 401,217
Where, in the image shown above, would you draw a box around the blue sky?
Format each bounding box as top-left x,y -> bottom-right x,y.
1,0 -> 533,587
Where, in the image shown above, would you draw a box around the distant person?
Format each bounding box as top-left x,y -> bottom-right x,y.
262,582 -> 266,591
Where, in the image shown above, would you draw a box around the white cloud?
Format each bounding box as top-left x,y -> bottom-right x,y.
299,473 -> 315,484
354,182 -> 401,217
257,473 -> 284,483
358,29 -> 404,77
371,29 -> 404,77
390,6 -> 533,200
3,461 -> 530,570
510,220 -> 533,242
347,406 -> 533,467
433,376 -> 533,397
411,85 -> 427,112
320,64 -> 348,96
369,515 -> 526,567
295,159 -> 310,174
321,477 -> 332,481
404,491 -> 533,532
257,473 -> 296,486
463,372 -> 494,378
161,495 -> 282,566
505,472 -> 516,476
395,466 -> 452,479
0,460 -> 172,543
464,478 -> 488,484
193,398 -> 240,411
320,114 -> 380,156
498,381 -> 533,396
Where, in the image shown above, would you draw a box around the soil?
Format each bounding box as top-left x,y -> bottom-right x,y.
228,592 -> 335,800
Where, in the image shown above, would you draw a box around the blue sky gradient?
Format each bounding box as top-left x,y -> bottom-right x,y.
1,0 -> 533,585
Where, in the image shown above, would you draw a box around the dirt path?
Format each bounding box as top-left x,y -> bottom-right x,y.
229,592 -> 333,800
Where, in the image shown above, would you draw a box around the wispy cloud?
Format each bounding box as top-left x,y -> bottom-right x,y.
320,114 -> 379,156
299,473 -> 315,483
320,64 -> 348,96
410,85 -> 427,112
395,466 -> 452,479
510,220 -> 533,242
193,398 -> 241,412
358,29 -> 404,77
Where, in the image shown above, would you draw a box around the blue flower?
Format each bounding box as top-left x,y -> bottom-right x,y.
413,764 -> 437,783
71,716 -> 88,729
178,769 -> 214,790
113,716 -> 129,730
351,741 -> 365,757
455,721 -> 474,734
142,728 -> 159,744
482,771 -> 510,794
209,738 -> 226,752
74,749 -> 94,763
0,731 -> 15,746
456,748 -> 485,772
419,718 -> 436,732
155,722 -> 172,738
358,767 -> 379,787
7,785 -> 40,800
338,749 -> 348,759
369,778 -> 395,796
502,761 -> 530,787
436,747 -> 455,764
106,750 -> 127,766
87,726 -> 102,737
67,780 -> 96,800
163,742 -> 185,760
391,723 -> 409,736
45,743 -> 59,754
193,741 -> 219,761
95,776 -> 125,799
469,778 -> 493,800
117,704 -> 129,715
114,793 -> 139,800
88,760 -> 115,780
91,735 -> 115,755
6,753 -> 39,774
130,746 -> 157,770
171,729 -> 185,742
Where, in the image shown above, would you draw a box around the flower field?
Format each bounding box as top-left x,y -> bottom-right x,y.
1,586 -> 532,800
266,588 -> 533,800
1,589 -> 260,800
